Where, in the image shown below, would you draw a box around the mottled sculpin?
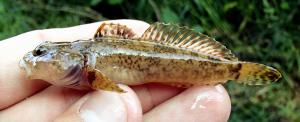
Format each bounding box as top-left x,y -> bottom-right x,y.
19,22 -> 282,92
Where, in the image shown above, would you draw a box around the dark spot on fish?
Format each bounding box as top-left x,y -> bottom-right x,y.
186,59 -> 193,64
209,62 -> 218,67
83,54 -> 88,66
234,72 -> 241,80
235,63 -> 242,72
264,70 -> 280,81
33,48 -> 47,56
207,56 -> 222,61
162,67 -> 167,72
231,63 -> 242,79
87,71 -> 96,84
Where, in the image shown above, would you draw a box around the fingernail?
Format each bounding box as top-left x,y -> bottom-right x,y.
189,87 -> 223,110
143,86 -> 231,122
79,91 -> 126,122
215,84 -> 225,93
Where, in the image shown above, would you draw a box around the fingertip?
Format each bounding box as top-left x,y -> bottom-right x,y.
144,84 -> 231,122
0,86 -> 86,122
104,19 -> 150,36
132,83 -> 183,112
118,84 -> 143,122
214,84 -> 231,120
183,85 -> 231,121
55,85 -> 142,122
36,19 -> 149,42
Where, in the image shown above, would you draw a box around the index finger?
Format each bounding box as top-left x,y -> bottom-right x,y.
0,19 -> 150,109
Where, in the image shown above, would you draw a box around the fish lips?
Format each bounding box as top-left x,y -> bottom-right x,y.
19,52 -> 37,79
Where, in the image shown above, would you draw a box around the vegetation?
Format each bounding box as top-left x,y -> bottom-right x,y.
1,0 -> 299,121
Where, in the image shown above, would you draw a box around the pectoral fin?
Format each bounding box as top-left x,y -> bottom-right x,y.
85,66 -> 126,93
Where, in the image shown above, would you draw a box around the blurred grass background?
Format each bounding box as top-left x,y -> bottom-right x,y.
0,0 -> 299,121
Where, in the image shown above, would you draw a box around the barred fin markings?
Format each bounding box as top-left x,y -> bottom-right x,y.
94,23 -> 137,39
233,62 -> 282,85
140,23 -> 238,61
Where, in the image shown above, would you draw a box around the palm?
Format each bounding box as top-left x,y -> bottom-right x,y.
0,20 -> 230,122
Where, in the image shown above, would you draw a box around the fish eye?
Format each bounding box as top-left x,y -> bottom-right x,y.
33,48 -> 47,56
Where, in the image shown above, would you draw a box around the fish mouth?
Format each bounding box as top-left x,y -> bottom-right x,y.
19,52 -> 36,79
19,58 -> 33,78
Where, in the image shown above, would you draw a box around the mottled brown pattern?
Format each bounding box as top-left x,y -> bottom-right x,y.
92,38 -> 215,61
94,52 -> 239,86
229,63 -> 242,80
20,22 -> 282,92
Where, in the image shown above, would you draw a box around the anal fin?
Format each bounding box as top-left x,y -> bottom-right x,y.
160,82 -> 194,88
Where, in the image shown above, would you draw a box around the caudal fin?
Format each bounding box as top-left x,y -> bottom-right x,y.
234,62 -> 282,85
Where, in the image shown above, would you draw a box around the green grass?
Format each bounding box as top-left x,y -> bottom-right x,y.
1,0 -> 300,121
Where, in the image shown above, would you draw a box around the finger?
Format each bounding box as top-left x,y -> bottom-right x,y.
131,83 -> 184,113
143,85 -> 231,122
0,19 -> 149,109
36,19 -> 149,42
54,85 -> 142,122
0,86 -> 86,122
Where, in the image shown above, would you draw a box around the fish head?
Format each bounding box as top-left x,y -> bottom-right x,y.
20,41 -> 86,87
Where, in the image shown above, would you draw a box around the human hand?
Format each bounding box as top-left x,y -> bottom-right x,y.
0,19 -> 231,122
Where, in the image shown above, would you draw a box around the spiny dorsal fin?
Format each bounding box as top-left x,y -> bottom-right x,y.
94,23 -> 137,39
140,22 -> 238,61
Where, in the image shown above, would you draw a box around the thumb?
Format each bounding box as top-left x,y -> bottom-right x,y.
54,85 -> 142,122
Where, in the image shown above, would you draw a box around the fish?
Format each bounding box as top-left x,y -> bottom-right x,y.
19,22 -> 282,93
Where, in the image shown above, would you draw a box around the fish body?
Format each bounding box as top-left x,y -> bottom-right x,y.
20,23 -> 282,92
63,38 -> 240,86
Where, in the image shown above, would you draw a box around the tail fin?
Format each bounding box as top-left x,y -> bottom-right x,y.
234,62 -> 282,85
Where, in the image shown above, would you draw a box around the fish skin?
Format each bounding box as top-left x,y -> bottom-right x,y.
88,38 -> 241,86
19,22 -> 282,92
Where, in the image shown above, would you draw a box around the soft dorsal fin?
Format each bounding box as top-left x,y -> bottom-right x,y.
94,23 -> 137,39
140,22 -> 238,61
